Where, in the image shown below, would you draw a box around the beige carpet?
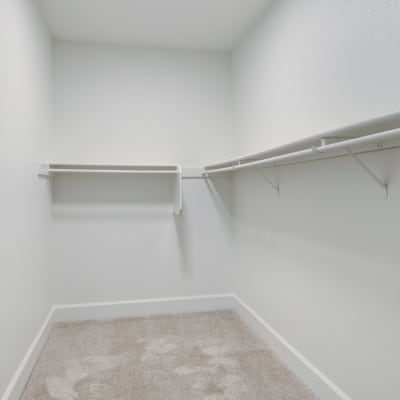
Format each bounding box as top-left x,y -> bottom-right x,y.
21,311 -> 318,400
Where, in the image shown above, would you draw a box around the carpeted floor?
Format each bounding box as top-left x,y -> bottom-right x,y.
21,310 -> 318,400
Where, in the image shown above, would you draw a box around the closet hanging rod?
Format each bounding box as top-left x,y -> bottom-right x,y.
204,127 -> 400,175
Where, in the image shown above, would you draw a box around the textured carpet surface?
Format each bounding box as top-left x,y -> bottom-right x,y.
21,311 -> 318,400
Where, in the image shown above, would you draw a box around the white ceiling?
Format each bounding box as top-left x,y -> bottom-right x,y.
36,0 -> 272,51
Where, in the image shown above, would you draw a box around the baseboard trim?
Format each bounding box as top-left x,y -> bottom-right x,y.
232,294 -> 352,400
1,307 -> 55,400
52,293 -> 236,322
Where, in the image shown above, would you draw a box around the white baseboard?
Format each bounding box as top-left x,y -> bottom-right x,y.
2,293 -> 351,400
232,294 -> 352,400
1,307 -> 55,400
52,293 -> 236,322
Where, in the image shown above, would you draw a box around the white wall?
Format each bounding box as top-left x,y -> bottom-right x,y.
0,0 -> 52,395
232,1 -> 400,399
4,1 -> 400,398
233,0 -> 400,154
50,42 -> 234,304
52,42 -> 233,165
50,174 -> 233,304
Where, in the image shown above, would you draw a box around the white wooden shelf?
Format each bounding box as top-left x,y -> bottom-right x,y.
38,163 -> 183,215
38,163 -> 180,175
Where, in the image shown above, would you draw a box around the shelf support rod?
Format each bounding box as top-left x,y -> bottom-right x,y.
255,168 -> 279,195
346,148 -> 388,198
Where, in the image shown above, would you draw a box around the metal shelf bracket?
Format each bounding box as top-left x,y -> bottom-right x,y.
346,148 -> 388,198
255,168 -> 279,195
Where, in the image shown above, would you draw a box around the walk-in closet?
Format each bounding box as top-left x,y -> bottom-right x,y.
2,1 -> 400,399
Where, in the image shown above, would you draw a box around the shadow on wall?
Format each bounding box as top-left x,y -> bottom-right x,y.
204,175 -> 234,219
45,173 -> 194,280
173,213 -> 191,278
173,176 -> 235,280
43,174 -> 236,284
45,173 -> 175,216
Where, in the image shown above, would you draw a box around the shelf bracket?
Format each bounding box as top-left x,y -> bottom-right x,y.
173,166 -> 183,215
37,162 -> 51,177
346,148 -> 388,198
255,168 -> 279,195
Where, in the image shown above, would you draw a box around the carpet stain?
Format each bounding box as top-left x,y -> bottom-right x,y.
204,382 -> 224,395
